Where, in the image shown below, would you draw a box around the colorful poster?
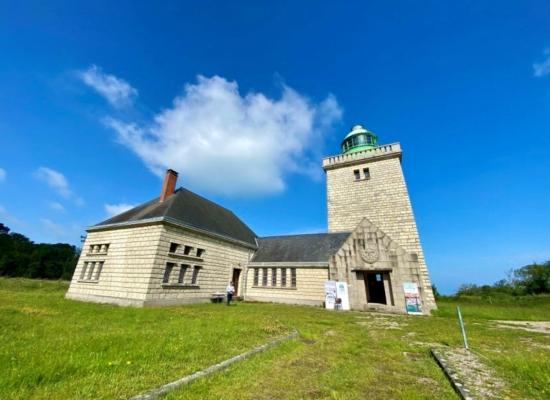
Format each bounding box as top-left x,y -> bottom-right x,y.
403,282 -> 422,314
336,281 -> 350,310
324,280 -> 337,310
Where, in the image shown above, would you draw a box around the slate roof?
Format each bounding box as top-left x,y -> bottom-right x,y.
251,232 -> 351,263
94,188 -> 257,247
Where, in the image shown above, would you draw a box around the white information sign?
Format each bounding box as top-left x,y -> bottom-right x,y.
403,282 -> 422,315
324,280 -> 337,310
336,281 -> 350,311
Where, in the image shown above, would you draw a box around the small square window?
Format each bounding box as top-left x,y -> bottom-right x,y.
169,242 -> 179,253
183,245 -> 194,255
353,169 -> 360,180
363,168 -> 370,179
196,248 -> 205,258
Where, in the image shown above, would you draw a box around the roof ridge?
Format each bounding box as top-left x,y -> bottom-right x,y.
259,231 -> 351,239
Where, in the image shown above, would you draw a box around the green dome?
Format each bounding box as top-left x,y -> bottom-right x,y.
341,124 -> 378,154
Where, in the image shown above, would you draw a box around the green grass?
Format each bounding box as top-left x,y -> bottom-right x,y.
0,278 -> 549,399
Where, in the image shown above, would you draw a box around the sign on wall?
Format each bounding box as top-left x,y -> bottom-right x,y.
403,282 -> 422,315
325,280 -> 350,310
324,280 -> 337,310
336,281 -> 350,310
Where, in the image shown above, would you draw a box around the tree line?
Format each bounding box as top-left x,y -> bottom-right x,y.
0,223 -> 79,280
451,261 -> 550,297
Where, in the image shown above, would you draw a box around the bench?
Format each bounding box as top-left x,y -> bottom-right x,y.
211,292 -> 225,303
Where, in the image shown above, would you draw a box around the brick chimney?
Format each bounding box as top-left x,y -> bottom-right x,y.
160,169 -> 178,202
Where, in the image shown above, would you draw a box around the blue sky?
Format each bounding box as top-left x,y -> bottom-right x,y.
1,1 -> 549,293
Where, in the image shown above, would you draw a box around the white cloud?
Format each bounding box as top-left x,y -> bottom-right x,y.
105,75 -> 342,196
35,167 -> 72,198
533,50 -> 550,77
79,64 -> 138,108
0,168 -> 6,182
49,202 -> 65,212
105,203 -> 135,217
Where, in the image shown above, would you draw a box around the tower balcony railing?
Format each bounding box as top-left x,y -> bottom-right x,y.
322,142 -> 401,169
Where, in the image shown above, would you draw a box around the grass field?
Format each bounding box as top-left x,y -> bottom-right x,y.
0,278 -> 549,399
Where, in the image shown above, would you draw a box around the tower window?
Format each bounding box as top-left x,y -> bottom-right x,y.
363,168 -> 370,179
353,169 -> 360,180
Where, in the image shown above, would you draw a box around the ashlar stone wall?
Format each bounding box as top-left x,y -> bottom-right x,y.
143,223 -> 254,306
244,264 -> 328,306
329,218 -> 437,313
324,144 -> 436,308
66,221 -> 254,306
66,223 -> 164,306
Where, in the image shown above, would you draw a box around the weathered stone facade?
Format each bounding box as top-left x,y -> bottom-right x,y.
323,143 -> 436,310
329,218 -> 436,313
67,128 -> 436,314
66,223 -> 164,306
244,263 -> 329,306
67,220 -> 254,306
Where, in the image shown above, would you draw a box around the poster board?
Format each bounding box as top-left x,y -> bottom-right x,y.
325,280 -> 350,310
324,280 -> 337,310
336,281 -> 350,310
403,282 -> 422,315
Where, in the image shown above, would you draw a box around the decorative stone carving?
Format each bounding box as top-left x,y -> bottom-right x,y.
360,239 -> 379,263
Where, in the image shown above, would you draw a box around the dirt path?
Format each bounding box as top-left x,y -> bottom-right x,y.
494,320 -> 550,334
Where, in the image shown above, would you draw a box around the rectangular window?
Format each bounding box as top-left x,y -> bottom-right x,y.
191,266 -> 201,285
353,169 -> 360,180
87,262 -> 96,280
196,248 -> 205,258
163,262 -> 175,283
183,245 -> 194,255
262,268 -> 268,286
281,268 -> 287,287
363,168 -> 370,179
169,242 -> 179,253
253,268 -> 259,286
290,268 -> 297,288
80,262 -> 88,280
178,264 -> 189,284
94,261 -> 104,280
271,268 -> 277,286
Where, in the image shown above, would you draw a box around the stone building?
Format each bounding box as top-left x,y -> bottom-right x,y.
67,124 -> 436,313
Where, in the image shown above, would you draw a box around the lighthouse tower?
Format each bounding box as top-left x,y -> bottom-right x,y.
323,125 -> 436,311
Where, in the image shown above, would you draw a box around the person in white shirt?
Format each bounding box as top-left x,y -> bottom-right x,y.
226,282 -> 235,306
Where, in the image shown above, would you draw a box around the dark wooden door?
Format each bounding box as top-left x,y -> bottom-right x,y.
365,272 -> 387,304
232,269 -> 241,295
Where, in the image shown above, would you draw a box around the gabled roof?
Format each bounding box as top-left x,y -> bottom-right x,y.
93,188 -> 257,248
252,232 -> 351,263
